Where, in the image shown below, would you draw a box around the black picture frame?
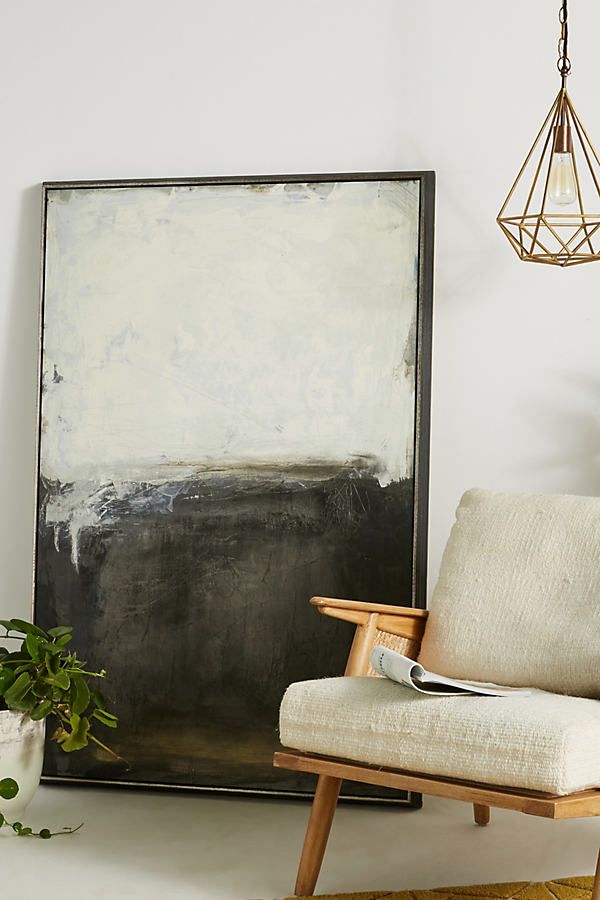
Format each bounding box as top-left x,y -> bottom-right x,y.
33,171 -> 435,805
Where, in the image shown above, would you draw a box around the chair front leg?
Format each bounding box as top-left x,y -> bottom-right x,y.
592,847 -> 600,900
294,774 -> 342,896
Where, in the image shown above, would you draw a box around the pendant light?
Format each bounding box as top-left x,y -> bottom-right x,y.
497,0 -> 600,266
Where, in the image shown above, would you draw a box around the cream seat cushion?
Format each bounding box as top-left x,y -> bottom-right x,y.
280,676 -> 600,795
418,489 -> 600,697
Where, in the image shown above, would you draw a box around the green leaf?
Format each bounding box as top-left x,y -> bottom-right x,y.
40,641 -> 61,656
0,667 -> 16,695
30,698 -> 52,720
19,827 -> 32,836
14,664 -> 34,675
71,676 -> 90,716
13,690 -> 36,713
0,620 -> 15,632
32,682 -> 52,699
56,634 -> 73,648
4,672 -> 32,707
0,812 -> 4,827
8,620 -> 47,640
53,670 -> 70,691
45,651 -> 59,676
92,709 -> 118,728
0,778 -> 19,800
57,714 -> 90,752
90,689 -> 106,711
25,634 -> 40,662
39,828 -> 51,839
48,626 -> 73,639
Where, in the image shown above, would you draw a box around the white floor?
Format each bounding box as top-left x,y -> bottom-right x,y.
2,785 -> 599,900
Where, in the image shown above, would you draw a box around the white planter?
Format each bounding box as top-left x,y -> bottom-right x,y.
0,711 -> 45,819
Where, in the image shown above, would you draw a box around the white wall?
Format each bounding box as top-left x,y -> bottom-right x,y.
1,0 -> 599,619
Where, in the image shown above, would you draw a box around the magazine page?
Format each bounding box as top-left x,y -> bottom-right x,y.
370,646 -> 531,697
370,645 -> 426,690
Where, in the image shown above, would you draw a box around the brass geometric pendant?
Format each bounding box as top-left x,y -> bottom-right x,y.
497,90 -> 600,267
497,1 -> 600,266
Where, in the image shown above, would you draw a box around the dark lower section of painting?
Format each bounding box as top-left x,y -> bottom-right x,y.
35,466 -> 415,802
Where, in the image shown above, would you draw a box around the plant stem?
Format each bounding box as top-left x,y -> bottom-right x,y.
3,819 -> 85,837
47,823 -> 85,836
89,733 -> 130,769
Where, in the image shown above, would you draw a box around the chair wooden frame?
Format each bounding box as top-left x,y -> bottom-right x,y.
273,596 -> 600,897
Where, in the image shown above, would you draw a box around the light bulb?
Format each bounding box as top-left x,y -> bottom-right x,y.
548,151 -> 577,205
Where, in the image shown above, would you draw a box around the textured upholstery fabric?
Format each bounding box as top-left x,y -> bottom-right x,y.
279,676 -> 600,794
418,489 -> 600,697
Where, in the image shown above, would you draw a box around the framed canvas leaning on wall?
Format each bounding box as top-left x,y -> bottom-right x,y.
33,171 -> 435,803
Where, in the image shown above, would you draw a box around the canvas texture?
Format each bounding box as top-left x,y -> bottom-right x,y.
279,677 -> 600,794
418,488 -> 600,697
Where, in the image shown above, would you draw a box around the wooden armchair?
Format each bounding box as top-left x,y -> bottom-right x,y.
274,490 -> 600,897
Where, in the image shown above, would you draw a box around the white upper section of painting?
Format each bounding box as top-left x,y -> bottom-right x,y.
41,179 -> 420,488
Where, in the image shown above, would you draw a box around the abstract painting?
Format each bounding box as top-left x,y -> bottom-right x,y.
34,172 -> 435,802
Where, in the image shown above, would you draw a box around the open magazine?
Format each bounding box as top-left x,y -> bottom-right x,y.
370,646 -> 531,697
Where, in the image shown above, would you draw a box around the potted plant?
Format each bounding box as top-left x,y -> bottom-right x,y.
0,617 -> 119,838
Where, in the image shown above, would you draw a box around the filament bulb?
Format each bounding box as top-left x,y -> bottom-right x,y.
549,151 -> 577,205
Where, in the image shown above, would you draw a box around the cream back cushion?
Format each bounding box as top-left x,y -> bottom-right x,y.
418,489 -> 600,698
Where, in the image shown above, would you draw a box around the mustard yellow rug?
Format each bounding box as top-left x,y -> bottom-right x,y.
285,875 -> 594,900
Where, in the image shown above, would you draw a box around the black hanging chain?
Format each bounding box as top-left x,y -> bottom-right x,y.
557,0 -> 572,78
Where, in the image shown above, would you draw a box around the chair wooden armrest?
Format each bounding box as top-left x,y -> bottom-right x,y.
310,596 -> 428,668
310,597 -> 427,622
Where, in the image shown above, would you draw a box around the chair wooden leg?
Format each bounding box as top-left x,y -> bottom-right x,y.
294,774 -> 342,897
473,803 -> 490,826
592,847 -> 600,900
